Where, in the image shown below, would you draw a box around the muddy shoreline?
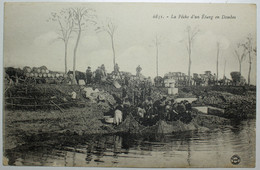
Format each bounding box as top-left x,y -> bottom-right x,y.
3,84 -> 256,151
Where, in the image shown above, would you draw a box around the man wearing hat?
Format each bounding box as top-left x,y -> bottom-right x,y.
86,66 -> 92,85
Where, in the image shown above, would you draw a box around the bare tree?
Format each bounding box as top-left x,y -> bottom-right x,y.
148,35 -> 163,78
216,42 -> 220,82
240,34 -> 255,85
70,7 -> 96,84
107,22 -> 117,71
96,19 -> 117,71
185,26 -> 199,86
48,9 -> 74,74
155,35 -> 161,77
223,59 -> 226,78
234,43 -> 246,74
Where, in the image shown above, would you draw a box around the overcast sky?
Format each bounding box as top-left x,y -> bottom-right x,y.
4,3 -> 256,84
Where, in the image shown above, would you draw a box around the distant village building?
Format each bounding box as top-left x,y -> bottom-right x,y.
163,72 -> 188,87
205,71 -> 211,76
165,79 -> 176,88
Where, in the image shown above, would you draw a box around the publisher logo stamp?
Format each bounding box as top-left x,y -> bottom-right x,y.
230,155 -> 241,165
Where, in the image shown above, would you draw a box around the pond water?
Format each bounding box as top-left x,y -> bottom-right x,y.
5,119 -> 255,168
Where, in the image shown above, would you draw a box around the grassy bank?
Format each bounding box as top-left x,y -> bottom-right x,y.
4,103 -> 112,150
3,84 -> 256,151
180,86 -> 256,119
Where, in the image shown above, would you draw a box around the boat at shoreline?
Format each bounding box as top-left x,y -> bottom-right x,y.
112,110 -> 231,134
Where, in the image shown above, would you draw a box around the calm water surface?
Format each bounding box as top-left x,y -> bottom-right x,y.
5,119 -> 255,168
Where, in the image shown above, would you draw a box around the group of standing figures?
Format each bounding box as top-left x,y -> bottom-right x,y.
69,63 -> 145,86
68,64 -> 193,126
134,97 -> 193,126
112,94 -> 193,126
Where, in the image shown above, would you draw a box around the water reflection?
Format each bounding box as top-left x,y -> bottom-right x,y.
5,119 -> 255,168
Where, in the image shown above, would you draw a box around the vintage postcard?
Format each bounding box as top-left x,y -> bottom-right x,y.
2,2 -> 256,168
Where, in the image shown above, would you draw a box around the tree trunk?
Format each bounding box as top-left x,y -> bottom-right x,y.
216,58 -> 218,82
188,57 -> 191,86
216,43 -> 219,83
73,27 -> 81,84
156,43 -> 159,77
111,35 -> 116,71
65,42 -> 68,74
239,61 -> 241,74
223,60 -> 226,78
188,40 -> 191,86
248,52 -> 251,85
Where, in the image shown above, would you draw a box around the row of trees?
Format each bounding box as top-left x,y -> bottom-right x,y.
48,7 -> 117,84
185,26 -> 256,85
48,7 -> 256,85
48,8 -> 96,84
233,35 -> 256,85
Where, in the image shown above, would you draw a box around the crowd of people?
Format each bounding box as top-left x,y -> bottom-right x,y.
111,95 -> 193,126
85,63 -> 129,85
84,63 -> 193,126
85,64 -> 107,84
134,97 -> 193,126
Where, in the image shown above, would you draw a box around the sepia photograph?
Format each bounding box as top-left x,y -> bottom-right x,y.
1,2 -> 257,168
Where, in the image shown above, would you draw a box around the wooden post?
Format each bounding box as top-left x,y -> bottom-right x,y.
50,101 -> 64,113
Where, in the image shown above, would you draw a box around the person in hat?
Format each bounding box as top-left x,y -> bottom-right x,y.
100,64 -> 107,78
113,101 -> 124,126
86,66 -> 92,84
95,67 -> 102,83
114,63 -> 120,75
122,84 -> 128,98
153,96 -> 167,120
136,65 -> 142,77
